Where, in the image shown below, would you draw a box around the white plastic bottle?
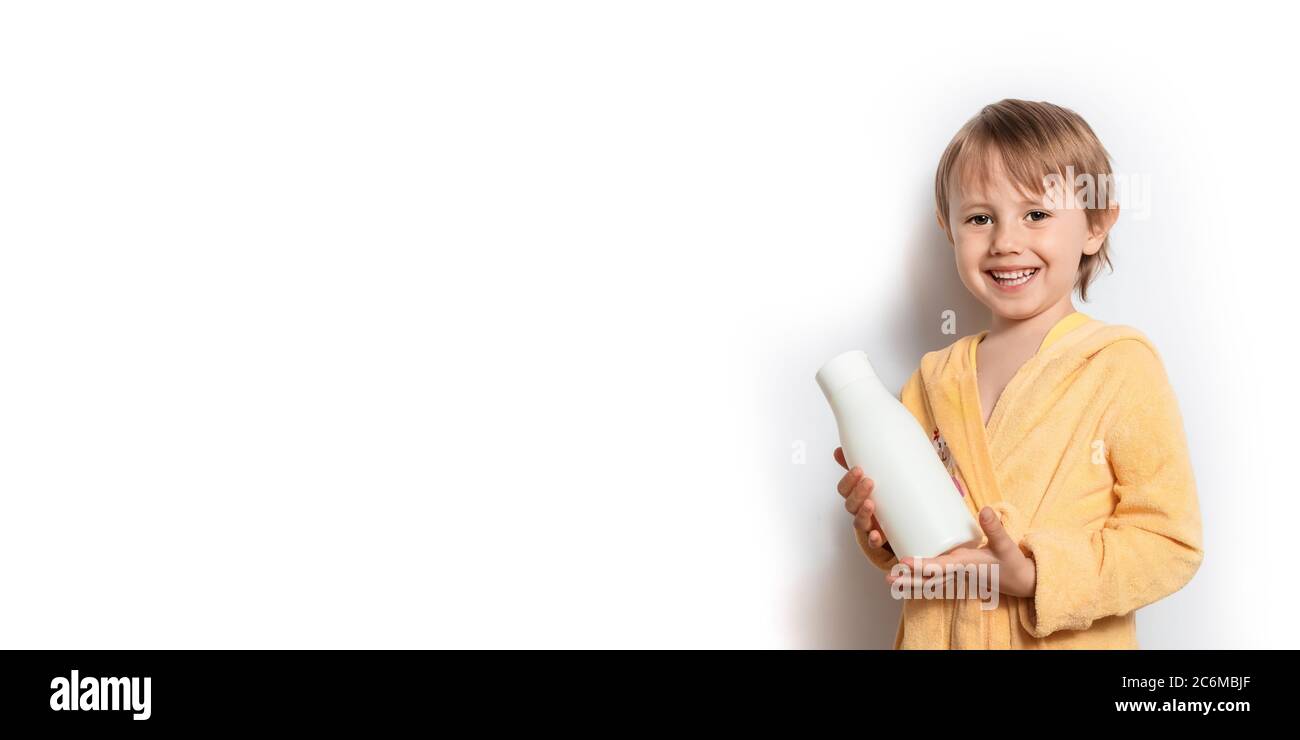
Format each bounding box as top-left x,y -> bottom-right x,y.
816,350 -> 983,560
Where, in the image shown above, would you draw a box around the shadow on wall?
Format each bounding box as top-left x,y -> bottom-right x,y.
795,203 -> 988,649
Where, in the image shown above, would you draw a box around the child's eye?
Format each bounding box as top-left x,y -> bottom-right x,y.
1027,210 -> 1050,222
966,214 -> 991,226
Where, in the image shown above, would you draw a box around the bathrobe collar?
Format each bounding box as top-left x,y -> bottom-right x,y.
917,311 -> 1147,524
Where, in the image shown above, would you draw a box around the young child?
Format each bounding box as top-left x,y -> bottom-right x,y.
834,99 -> 1203,649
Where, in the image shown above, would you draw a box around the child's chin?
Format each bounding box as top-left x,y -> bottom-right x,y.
983,290 -> 1046,316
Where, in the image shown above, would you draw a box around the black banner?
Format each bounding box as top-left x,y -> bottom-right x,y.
2,650 -> 1288,728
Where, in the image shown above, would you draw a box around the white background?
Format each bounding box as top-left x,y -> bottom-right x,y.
0,1 -> 1293,648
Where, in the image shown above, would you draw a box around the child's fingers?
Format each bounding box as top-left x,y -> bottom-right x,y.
844,474 -> 875,514
836,466 -> 865,498
853,498 -> 876,528
888,570 -> 990,595
854,502 -> 887,546
853,500 -> 874,531
833,447 -> 848,470
978,507 -> 1020,559
885,568 -> 957,590
866,528 -> 886,549
898,549 -> 994,572
888,556 -> 980,588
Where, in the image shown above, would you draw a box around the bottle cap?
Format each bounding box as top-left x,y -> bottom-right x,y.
815,350 -> 879,397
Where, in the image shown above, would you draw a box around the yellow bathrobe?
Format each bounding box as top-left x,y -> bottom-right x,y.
858,312 -> 1203,649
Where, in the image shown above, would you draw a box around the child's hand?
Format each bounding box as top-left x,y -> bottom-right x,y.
833,447 -> 889,550
886,507 -> 1037,598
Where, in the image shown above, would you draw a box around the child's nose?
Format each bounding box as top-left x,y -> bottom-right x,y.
990,227 -> 1026,254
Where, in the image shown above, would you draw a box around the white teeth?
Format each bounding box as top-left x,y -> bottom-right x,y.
990,268 -> 1038,286
990,268 -> 1037,279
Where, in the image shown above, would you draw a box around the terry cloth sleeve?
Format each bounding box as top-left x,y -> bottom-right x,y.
855,367 -> 927,573
1016,341 -> 1204,638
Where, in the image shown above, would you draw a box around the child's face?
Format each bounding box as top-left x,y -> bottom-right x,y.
944,156 -> 1114,320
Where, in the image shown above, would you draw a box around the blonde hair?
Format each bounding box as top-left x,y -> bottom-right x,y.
934,99 -> 1116,302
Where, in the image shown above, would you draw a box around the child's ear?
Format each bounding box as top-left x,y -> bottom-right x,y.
935,208 -> 954,244
1084,203 -> 1121,256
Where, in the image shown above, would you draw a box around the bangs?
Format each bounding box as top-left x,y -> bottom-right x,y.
950,127 -> 1066,205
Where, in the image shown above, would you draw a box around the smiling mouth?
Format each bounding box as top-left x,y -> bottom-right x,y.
986,268 -> 1040,287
